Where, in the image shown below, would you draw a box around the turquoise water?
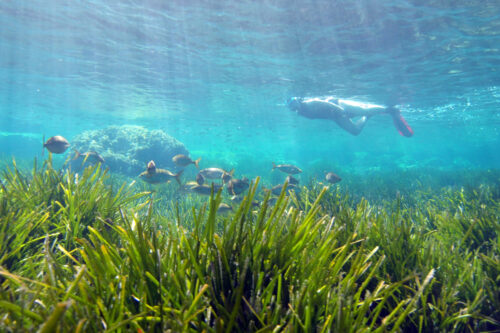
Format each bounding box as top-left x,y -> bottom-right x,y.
1,1 -> 499,185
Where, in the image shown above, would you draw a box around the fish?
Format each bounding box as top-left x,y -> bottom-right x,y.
270,184 -> 284,195
196,173 -> 205,185
189,183 -> 223,196
269,183 -> 299,195
230,195 -> 260,207
139,169 -> 183,185
285,175 -> 299,185
272,162 -> 302,175
267,197 -> 278,206
73,150 -> 105,164
147,160 -> 156,174
43,135 -> 70,154
179,181 -> 199,193
172,154 -> 201,169
325,172 -> 342,184
184,181 -> 199,187
230,195 -> 243,203
226,177 -> 249,195
198,168 -> 234,182
217,203 -> 232,213
222,171 -> 233,183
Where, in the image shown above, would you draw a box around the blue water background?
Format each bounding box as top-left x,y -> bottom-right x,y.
1,0 -> 499,182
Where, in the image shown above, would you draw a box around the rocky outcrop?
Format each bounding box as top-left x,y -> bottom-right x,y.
70,125 -> 188,176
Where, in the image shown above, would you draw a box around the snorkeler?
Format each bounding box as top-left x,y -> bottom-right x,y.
287,96 -> 413,137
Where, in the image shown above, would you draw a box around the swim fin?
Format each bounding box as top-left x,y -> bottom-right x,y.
388,108 -> 413,137
392,113 -> 413,137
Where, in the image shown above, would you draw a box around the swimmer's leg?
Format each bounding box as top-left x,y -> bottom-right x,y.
339,102 -> 387,118
351,108 -> 387,118
335,116 -> 368,136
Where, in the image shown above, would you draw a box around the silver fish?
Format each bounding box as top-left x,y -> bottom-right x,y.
43,135 -> 70,154
139,169 -> 183,185
230,195 -> 243,203
217,203 -> 232,213
269,183 -> 299,195
73,150 -> 105,164
198,168 -> 234,182
190,183 -> 223,195
230,195 -> 259,207
226,177 -> 249,195
325,172 -> 342,184
285,175 -> 299,185
147,160 -> 156,174
172,154 -> 201,169
272,162 -> 302,175
267,197 -> 278,206
196,173 -> 205,185
179,181 -> 198,193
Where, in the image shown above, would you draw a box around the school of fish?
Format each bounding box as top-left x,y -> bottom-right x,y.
42,135 -> 343,211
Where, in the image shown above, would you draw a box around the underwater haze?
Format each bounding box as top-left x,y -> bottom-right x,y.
1,0 -> 500,180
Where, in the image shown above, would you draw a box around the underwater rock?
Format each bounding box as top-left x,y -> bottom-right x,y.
69,125 -> 189,176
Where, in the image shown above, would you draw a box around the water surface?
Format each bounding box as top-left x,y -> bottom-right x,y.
1,0 -> 499,180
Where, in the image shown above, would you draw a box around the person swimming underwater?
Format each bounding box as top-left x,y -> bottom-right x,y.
287,96 -> 413,137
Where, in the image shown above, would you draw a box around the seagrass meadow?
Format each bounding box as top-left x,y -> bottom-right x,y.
0,157 -> 498,332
